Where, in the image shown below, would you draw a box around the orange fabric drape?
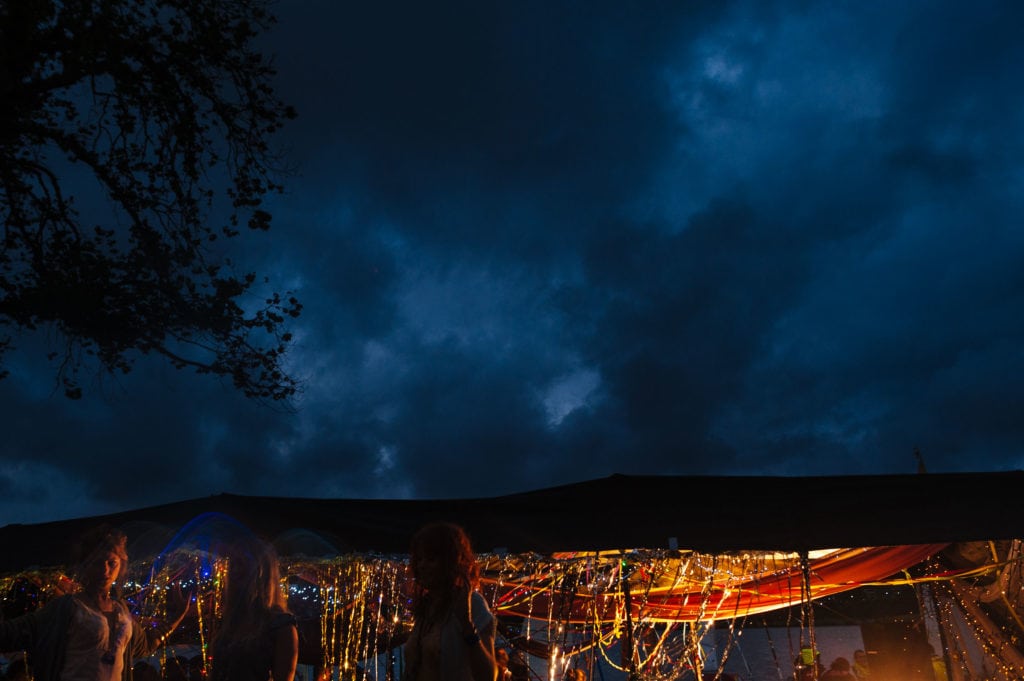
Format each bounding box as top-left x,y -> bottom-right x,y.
483,544 -> 947,623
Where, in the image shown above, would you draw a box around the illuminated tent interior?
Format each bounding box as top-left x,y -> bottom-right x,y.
1,472 -> 1023,680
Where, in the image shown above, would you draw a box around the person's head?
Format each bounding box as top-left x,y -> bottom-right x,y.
132,662 -> 161,681
409,522 -> 479,595
830,657 -> 851,672
496,648 -> 509,669
224,538 -> 287,614
73,525 -> 129,592
214,537 -> 288,653
163,656 -> 189,681
854,649 -> 868,665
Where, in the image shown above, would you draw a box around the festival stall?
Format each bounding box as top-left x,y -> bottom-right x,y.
1,473 -> 1023,680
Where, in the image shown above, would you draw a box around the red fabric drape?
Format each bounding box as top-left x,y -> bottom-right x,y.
482,544 -> 947,623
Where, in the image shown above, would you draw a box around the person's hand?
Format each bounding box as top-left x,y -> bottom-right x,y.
166,582 -> 195,623
149,582 -> 195,648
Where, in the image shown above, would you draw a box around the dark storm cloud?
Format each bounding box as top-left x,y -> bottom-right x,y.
761,4 -> 1024,472
0,348 -> 298,517
2,0 -> 1023,526
531,200 -> 808,477
267,1 -> 728,244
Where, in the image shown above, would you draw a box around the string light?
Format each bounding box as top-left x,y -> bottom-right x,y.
2,543 -> 1022,679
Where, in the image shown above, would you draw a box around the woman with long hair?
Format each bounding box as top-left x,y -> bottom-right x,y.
403,522 -> 497,681
0,525 -> 189,681
209,538 -> 298,681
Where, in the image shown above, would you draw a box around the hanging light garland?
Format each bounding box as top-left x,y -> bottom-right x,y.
2,542 -> 1022,680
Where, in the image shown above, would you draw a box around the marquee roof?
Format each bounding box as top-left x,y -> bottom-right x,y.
1,471 -> 1022,572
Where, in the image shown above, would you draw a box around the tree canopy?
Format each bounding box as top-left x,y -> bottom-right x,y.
0,0 -> 300,400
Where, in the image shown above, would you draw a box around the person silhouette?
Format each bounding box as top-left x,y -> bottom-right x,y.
209,538 -> 298,681
402,522 -> 497,681
0,525 -> 190,680
852,649 -> 871,679
822,656 -> 857,680
496,648 -> 513,681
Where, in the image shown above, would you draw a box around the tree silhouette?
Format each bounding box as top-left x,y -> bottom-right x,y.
0,0 -> 300,400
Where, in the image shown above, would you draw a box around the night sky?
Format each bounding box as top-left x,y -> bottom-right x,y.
2,1 -> 1023,526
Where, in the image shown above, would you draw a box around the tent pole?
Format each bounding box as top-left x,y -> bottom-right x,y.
621,559 -> 636,679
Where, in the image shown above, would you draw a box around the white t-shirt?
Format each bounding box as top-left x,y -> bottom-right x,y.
61,597 -> 132,681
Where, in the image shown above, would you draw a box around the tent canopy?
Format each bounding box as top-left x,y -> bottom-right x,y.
1,471 -> 1021,572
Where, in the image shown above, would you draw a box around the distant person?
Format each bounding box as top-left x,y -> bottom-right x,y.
163,656 -> 190,681
402,522 -> 497,681
507,645 -> 531,681
821,657 -> 857,680
496,648 -> 513,681
852,649 -> 871,679
209,538 -> 298,681
794,651 -> 825,681
132,661 -> 161,681
0,525 -> 190,680
901,623 -> 935,680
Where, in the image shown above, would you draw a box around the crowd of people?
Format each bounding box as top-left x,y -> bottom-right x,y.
0,522 -> 502,681
0,522 -> 905,681
0,523 -> 307,681
795,649 -> 873,681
